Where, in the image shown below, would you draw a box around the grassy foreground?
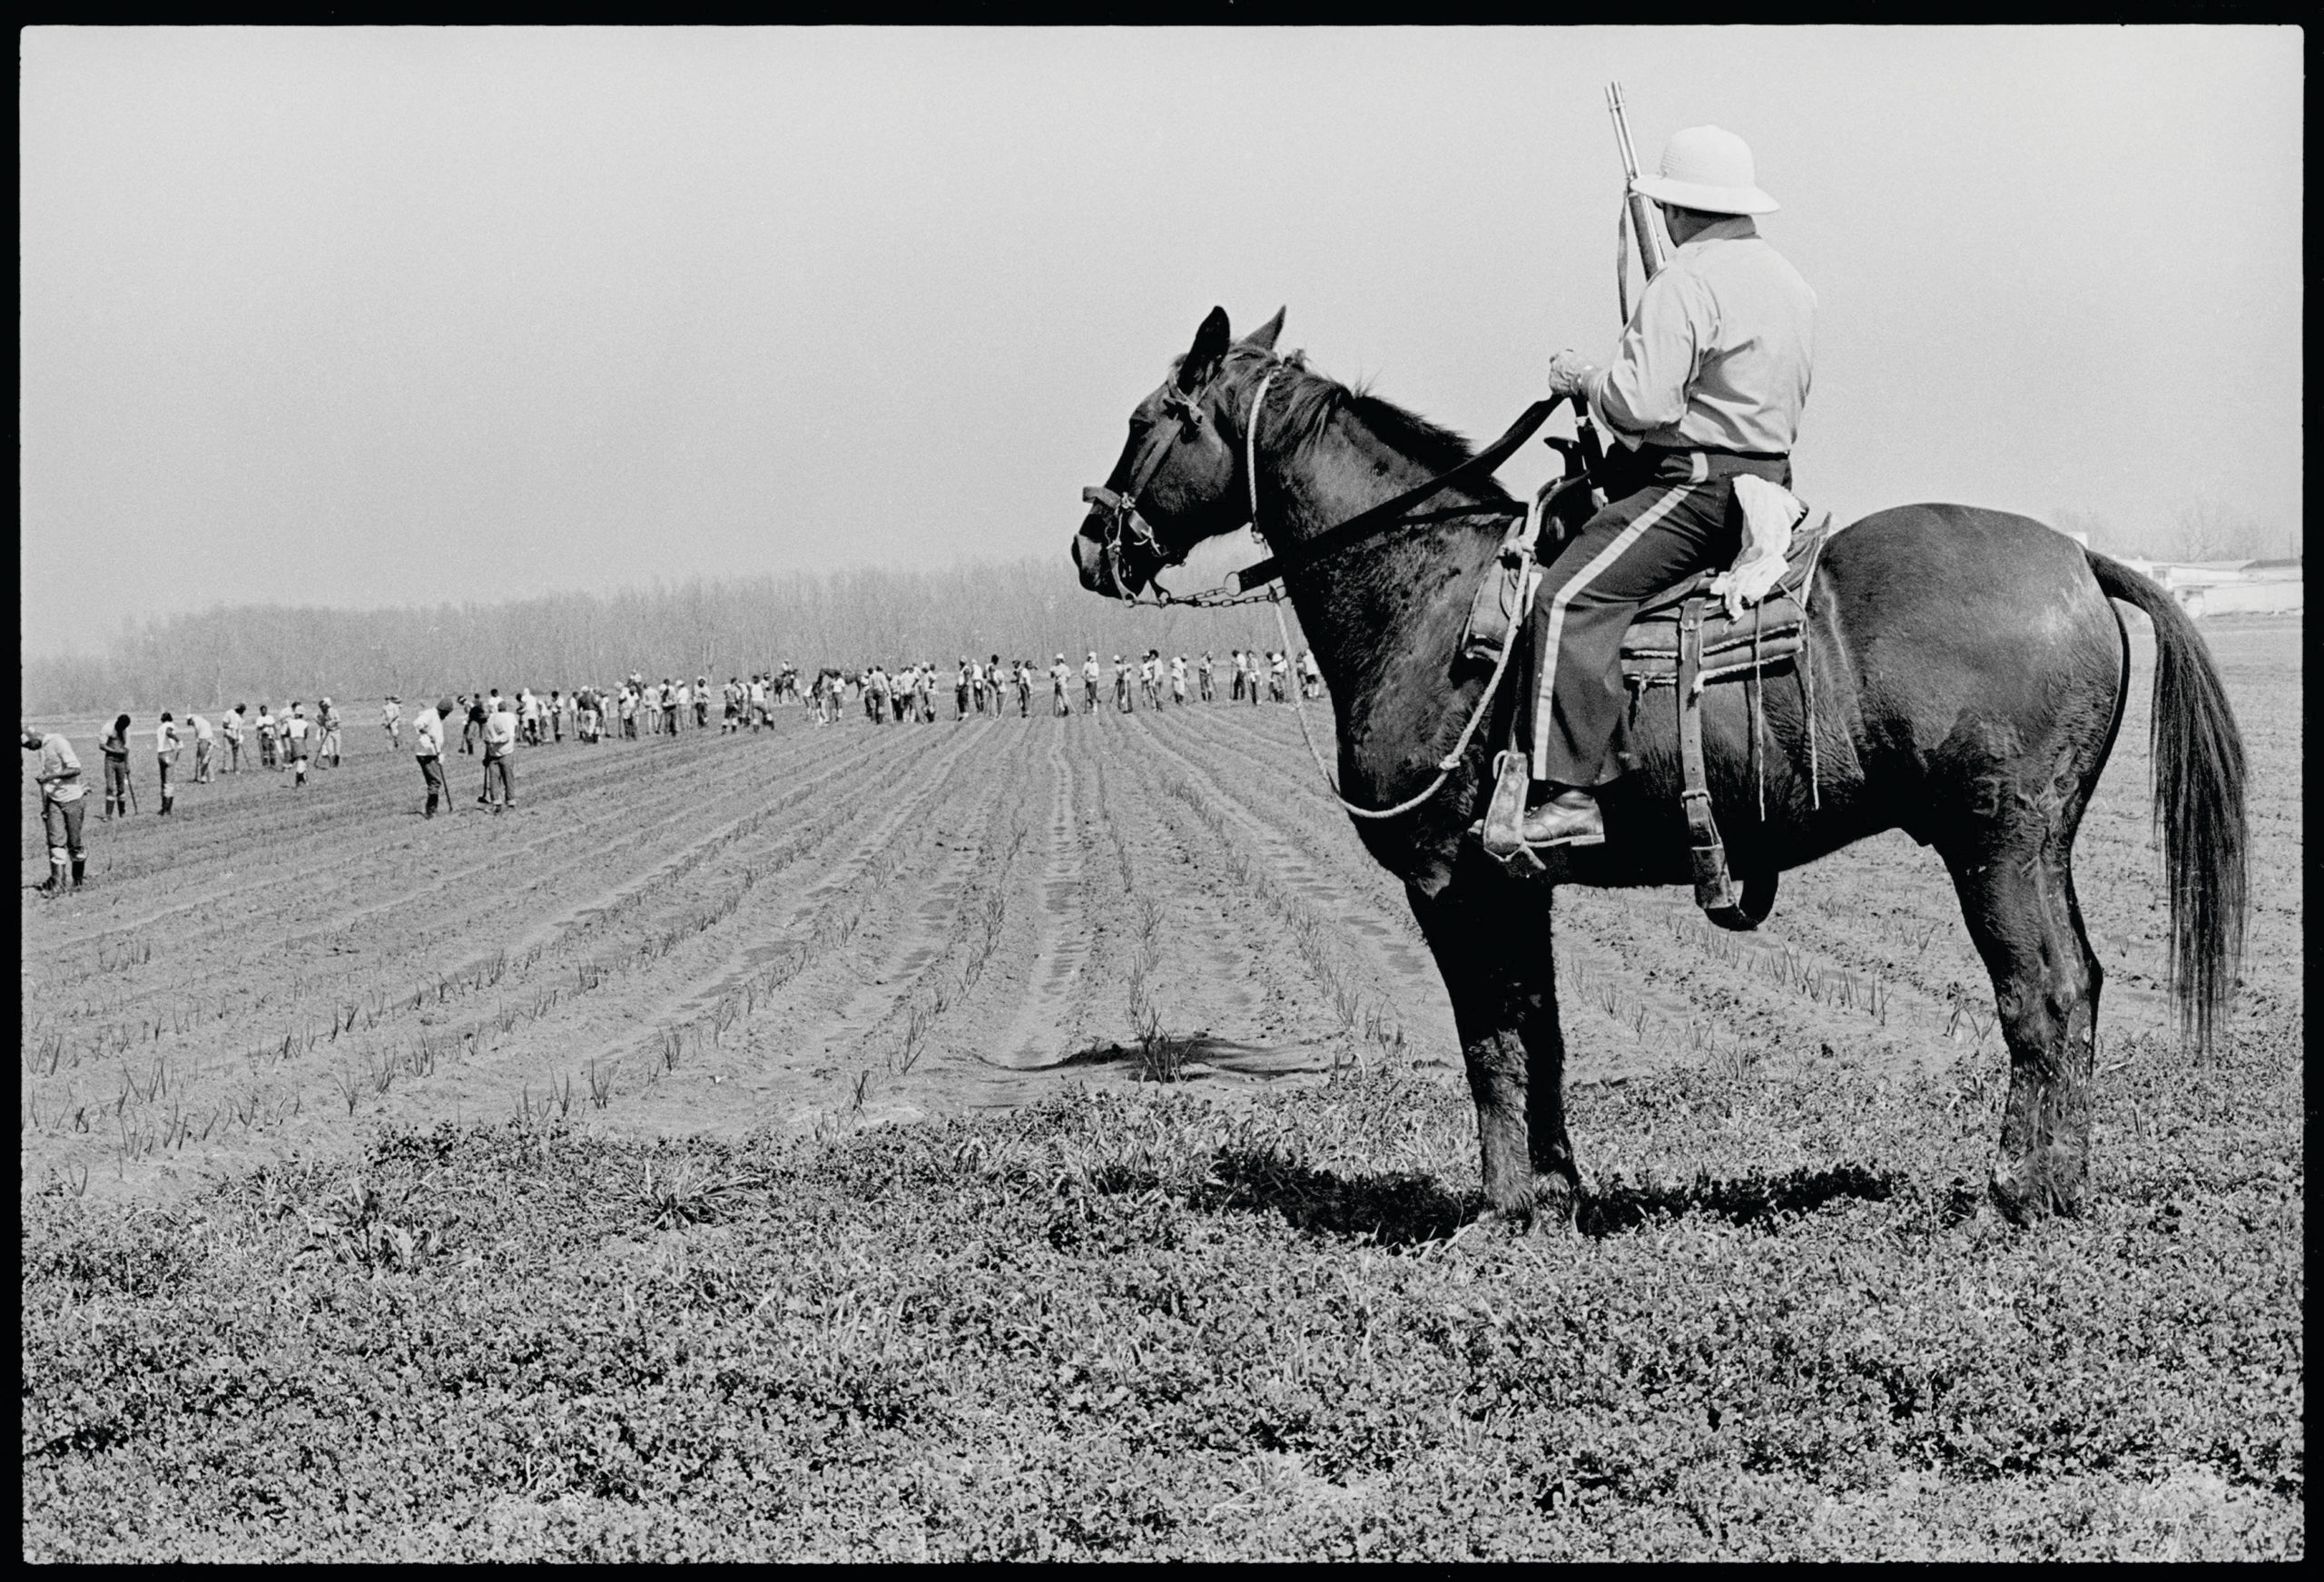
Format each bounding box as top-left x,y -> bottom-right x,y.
23,1027 -> 2302,1560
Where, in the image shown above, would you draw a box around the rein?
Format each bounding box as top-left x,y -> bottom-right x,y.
1243,370 -> 1550,822
1080,359 -> 1569,820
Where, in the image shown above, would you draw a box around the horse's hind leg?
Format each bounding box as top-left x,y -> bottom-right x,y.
1943,828 -> 2105,1222
1409,879 -> 1579,1222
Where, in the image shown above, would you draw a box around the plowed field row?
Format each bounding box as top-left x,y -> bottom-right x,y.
20,616 -> 2302,1201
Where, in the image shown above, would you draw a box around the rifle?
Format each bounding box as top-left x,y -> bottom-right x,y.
1607,81 -> 1671,320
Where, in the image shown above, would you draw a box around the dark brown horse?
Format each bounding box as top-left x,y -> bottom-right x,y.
1071,307 -> 2246,1225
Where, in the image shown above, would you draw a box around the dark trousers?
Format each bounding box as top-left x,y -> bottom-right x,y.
44,795 -> 87,859
1528,448 -> 1789,786
418,754 -> 448,813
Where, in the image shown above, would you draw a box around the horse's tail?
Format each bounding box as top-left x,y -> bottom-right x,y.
2085,549 -> 2248,1050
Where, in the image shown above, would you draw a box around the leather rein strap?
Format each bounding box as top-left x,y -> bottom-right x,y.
1230,391 -> 1564,594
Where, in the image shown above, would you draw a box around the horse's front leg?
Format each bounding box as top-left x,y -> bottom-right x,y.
1409,877 -> 1579,1223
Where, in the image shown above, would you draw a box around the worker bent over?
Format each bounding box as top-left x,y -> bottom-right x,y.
25,723 -> 91,894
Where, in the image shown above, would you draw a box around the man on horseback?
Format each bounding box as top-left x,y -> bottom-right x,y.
1518,124 -> 1815,849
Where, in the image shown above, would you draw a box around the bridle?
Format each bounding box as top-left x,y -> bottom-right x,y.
1078,378 -> 1265,606
1080,358 -> 1575,608
1075,355 -> 1590,820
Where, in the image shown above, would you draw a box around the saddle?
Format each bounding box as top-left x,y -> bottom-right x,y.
1617,514 -> 1831,692
1467,486 -> 1835,932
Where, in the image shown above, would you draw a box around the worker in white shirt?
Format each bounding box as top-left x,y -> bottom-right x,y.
222,704 -> 246,772
382,696 -> 404,750
155,712 -> 182,815
282,703 -> 312,787
481,698 -> 518,811
413,695 -> 452,818
189,712 -> 215,782
25,724 -> 93,892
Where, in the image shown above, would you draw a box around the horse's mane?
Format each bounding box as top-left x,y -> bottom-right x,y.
1207,345 -> 1516,506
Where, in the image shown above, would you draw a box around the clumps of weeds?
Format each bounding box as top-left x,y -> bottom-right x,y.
586,1057 -> 618,1111
506,1072 -> 577,1128
894,1002 -> 931,1076
18,1026 -> 2310,1559
30,1027 -> 69,1077
1707,1028 -> 1763,1085
638,1158 -> 763,1231
1945,990 -> 1999,1050
1131,1005 -> 1190,1084
121,1056 -> 171,1106
94,935 -> 154,973
295,1178 -> 440,1272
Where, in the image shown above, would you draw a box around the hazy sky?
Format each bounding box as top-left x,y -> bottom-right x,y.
21,26 -> 2302,656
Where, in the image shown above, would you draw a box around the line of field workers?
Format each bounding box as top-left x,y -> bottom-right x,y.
19,616 -> 2303,1202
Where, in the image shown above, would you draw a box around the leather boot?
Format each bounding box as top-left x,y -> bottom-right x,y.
39,861 -> 64,896
1519,786 -> 1605,848
71,860 -> 85,889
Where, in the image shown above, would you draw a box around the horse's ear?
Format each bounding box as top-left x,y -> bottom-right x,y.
1177,306 -> 1232,391
1240,307 -> 1286,352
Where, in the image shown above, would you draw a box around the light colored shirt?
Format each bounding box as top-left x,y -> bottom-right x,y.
191,714 -> 212,741
1582,214 -> 1815,457
155,721 -> 181,760
413,707 -> 445,758
34,733 -> 88,801
482,709 -> 517,753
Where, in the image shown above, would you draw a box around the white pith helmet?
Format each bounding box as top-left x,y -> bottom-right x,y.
1631,124 -> 1778,216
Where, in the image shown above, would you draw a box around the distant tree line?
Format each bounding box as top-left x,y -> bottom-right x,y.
20,557 -> 1314,718
2051,497 -> 2300,566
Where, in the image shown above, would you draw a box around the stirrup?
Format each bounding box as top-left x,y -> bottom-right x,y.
1474,751 -> 1547,873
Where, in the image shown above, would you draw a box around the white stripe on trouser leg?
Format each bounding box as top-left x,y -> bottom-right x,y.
1530,483 -> 1696,781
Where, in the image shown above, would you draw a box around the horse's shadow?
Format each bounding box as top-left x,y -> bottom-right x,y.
1147,1151 -> 1905,1248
